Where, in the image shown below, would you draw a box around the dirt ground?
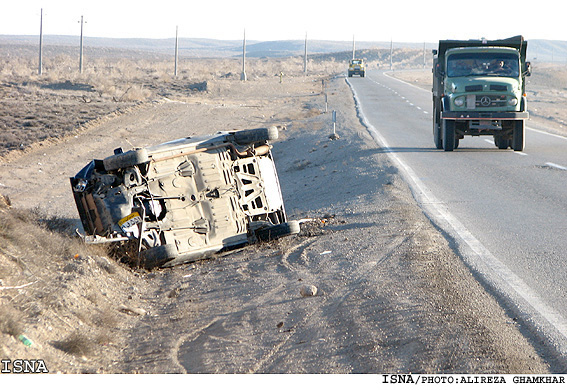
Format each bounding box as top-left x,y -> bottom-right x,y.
0,56 -> 564,374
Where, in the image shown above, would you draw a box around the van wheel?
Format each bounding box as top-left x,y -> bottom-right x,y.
141,244 -> 178,269
232,126 -> 279,144
255,221 -> 300,242
103,148 -> 149,172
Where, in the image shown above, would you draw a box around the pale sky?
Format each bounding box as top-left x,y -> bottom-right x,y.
0,0 -> 565,43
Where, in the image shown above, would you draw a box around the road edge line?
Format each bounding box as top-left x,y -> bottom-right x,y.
346,76 -> 567,366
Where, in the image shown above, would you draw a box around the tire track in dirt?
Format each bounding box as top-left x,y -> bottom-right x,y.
246,233 -> 411,373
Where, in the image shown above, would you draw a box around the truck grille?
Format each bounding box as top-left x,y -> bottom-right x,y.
470,95 -> 507,108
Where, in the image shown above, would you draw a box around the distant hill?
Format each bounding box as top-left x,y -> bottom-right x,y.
0,34 -> 431,59
0,35 -> 565,63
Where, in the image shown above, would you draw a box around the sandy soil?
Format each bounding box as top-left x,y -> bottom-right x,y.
0,64 -> 558,373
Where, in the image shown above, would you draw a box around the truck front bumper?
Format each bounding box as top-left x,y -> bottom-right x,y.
441,111 -> 529,120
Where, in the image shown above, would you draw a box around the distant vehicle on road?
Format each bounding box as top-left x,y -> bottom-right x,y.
348,59 -> 366,77
70,126 -> 299,269
432,36 -> 531,151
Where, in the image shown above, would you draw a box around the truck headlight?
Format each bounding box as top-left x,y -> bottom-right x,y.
454,96 -> 465,107
508,97 -> 518,106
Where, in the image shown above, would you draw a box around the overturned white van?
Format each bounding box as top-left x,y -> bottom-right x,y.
70,126 -> 299,269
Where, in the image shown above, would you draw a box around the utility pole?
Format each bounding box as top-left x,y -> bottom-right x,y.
79,15 -> 85,73
389,39 -> 393,70
38,8 -> 43,75
423,42 -> 426,69
174,25 -> 179,77
352,35 -> 355,59
241,29 -> 247,81
303,32 -> 307,73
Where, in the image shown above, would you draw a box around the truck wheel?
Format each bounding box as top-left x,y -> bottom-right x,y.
442,119 -> 455,151
512,121 -> 525,151
103,148 -> 149,172
232,126 -> 278,145
255,221 -> 300,242
494,136 -> 510,149
433,119 -> 443,149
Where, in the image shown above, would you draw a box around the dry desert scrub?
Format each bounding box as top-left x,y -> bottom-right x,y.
0,42 -> 433,156
0,195 -> 150,372
0,48 -> 347,156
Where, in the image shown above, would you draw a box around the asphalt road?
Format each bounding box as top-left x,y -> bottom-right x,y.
348,69 -> 567,362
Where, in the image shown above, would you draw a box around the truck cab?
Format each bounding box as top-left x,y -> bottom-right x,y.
432,36 -> 531,151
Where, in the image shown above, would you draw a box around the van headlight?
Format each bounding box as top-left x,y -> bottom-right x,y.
454,96 -> 465,107
508,97 -> 518,106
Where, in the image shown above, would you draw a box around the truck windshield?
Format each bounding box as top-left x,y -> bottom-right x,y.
447,52 -> 519,77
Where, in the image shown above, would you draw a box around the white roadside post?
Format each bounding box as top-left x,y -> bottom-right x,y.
329,110 -> 339,140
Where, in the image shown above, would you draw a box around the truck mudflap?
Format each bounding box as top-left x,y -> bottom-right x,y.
441,111 -> 529,120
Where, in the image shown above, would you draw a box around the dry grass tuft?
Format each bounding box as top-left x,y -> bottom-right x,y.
0,304 -> 24,337
53,331 -> 95,356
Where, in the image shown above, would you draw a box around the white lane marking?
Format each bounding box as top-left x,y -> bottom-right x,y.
528,127 -> 567,141
368,76 -> 430,116
546,162 -> 567,170
347,77 -> 567,355
382,71 -> 429,92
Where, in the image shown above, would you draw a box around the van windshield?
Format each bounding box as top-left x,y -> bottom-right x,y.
447,52 -> 519,77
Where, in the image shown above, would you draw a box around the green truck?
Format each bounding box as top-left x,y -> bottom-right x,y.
432,36 -> 531,151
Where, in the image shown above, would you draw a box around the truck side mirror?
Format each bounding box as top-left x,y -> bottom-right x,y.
523,62 -> 532,77
432,49 -> 438,55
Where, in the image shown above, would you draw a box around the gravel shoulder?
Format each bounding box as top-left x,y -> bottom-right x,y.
0,73 -> 553,373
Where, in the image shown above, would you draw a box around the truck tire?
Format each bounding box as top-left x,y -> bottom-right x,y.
103,148 -> 149,172
232,126 -> 278,145
512,121 -> 525,151
442,119 -> 455,151
255,221 -> 300,242
433,118 -> 443,149
494,136 -> 510,149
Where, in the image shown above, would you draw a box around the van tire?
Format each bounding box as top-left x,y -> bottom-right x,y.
141,244 -> 178,269
233,126 -> 278,144
255,221 -> 300,242
103,149 -> 149,171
